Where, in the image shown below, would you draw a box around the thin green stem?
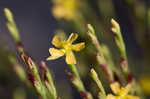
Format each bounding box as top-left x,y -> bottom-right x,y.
111,19 -> 129,74
90,68 -> 106,98
68,64 -> 86,91
4,8 -> 47,99
88,24 -> 114,83
40,61 -> 57,99
21,53 -> 47,99
4,8 -> 20,43
68,64 -> 80,79
67,64 -> 93,99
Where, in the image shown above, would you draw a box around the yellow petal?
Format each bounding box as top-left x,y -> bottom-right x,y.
65,51 -> 76,64
139,76 -> 150,94
126,95 -> 140,99
106,94 -> 116,99
52,7 -> 66,19
117,83 -> 132,96
110,82 -> 121,94
52,33 -> 66,48
71,42 -> 85,52
47,48 -> 65,60
122,83 -> 132,95
67,33 -> 78,43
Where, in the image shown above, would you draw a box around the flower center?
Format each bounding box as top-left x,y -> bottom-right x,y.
63,42 -> 72,51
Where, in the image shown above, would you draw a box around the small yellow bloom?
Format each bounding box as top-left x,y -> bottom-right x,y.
106,82 -> 140,99
47,33 -> 85,64
139,76 -> 150,94
52,0 -> 78,20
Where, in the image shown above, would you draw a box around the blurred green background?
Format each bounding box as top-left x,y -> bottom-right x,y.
0,0 -> 150,99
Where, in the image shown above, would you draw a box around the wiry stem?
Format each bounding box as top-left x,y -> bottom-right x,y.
90,68 -> 106,99
4,8 -> 47,99
66,68 -> 93,99
39,61 -> 58,99
8,54 -> 28,84
87,24 -> 114,83
18,46 -> 47,99
111,19 -> 145,99
67,64 -> 93,99
111,19 -> 130,81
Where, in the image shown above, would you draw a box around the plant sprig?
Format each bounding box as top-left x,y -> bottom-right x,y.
4,8 -> 58,99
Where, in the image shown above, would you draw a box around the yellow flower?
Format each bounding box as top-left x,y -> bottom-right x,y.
106,82 -> 140,99
47,33 -> 85,64
52,0 -> 78,20
139,76 -> 150,95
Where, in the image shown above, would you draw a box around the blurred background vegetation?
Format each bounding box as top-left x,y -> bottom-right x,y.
0,0 -> 150,99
